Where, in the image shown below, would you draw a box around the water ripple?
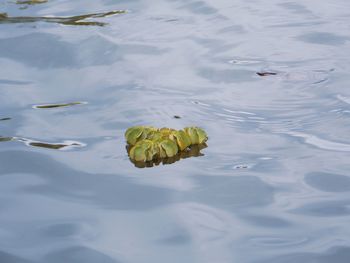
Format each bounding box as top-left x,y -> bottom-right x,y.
249,236 -> 308,247
285,131 -> 350,152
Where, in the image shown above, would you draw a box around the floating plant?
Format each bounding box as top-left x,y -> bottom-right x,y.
0,10 -> 126,26
125,126 -> 208,167
129,144 -> 207,168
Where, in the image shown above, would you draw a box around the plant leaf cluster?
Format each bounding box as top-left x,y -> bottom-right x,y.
125,126 -> 208,163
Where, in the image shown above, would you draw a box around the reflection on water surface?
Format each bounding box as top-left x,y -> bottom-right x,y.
0,10 -> 126,26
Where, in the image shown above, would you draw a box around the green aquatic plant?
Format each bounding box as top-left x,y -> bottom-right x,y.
169,130 -> 192,151
156,138 -> 178,158
0,10 -> 126,26
184,127 -> 208,145
125,126 -> 208,165
124,126 -> 158,145
129,140 -> 156,162
130,143 -> 207,168
127,138 -> 179,162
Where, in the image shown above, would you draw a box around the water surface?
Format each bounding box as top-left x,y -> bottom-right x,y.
1,0 -> 350,262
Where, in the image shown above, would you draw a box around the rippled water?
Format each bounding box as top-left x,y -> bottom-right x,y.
1,0 -> 350,262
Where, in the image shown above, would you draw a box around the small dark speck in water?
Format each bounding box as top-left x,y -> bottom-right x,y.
173,115 -> 181,119
33,102 -> 86,109
256,72 -> 278,76
165,19 -> 179,22
0,117 -> 11,121
234,164 -> 249,169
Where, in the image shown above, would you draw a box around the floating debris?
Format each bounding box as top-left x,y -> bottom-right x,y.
33,101 -> 87,109
256,72 -> 278,77
234,164 -> 249,169
173,115 -> 181,119
29,142 -> 67,149
16,0 -> 48,5
0,117 -> 11,121
0,136 -> 14,142
229,59 -> 261,65
0,10 -> 126,26
26,140 -> 84,150
16,0 -> 48,9
0,135 -> 85,150
125,126 -> 208,167
16,137 -> 85,150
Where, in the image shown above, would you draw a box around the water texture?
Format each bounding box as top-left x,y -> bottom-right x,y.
0,0 -> 350,262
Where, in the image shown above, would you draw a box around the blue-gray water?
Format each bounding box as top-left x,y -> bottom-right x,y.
1,0 -> 350,262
